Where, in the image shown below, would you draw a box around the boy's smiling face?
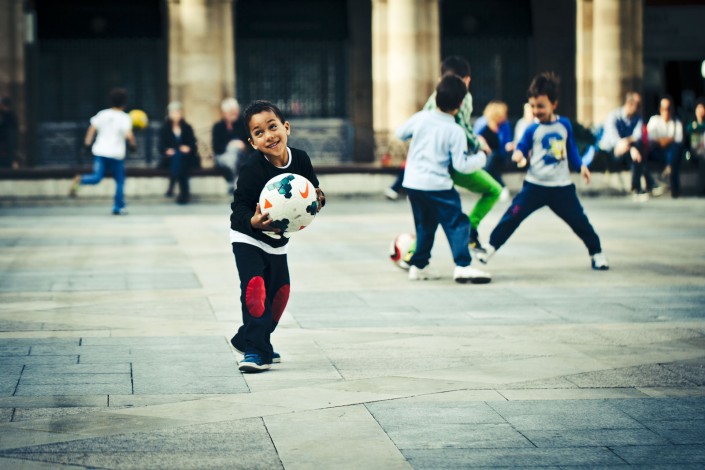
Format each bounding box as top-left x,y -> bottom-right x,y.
248,111 -> 290,159
529,95 -> 558,123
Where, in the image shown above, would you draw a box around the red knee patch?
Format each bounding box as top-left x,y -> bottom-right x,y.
245,276 -> 266,318
271,284 -> 290,323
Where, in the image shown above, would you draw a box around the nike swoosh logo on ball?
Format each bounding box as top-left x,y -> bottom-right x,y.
299,183 -> 309,198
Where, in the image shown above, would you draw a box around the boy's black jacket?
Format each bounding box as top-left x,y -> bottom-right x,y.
230,147 -> 320,248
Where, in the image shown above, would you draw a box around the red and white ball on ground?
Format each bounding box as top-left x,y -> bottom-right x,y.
258,173 -> 319,236
389,233 -> 416,269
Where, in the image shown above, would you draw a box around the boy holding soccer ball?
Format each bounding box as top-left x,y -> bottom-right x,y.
398,74 -> 492,284
229,100 -> 325,373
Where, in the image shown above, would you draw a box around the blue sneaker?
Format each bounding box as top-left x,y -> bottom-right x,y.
229,336 -> 281,364
238,353 -> 270,373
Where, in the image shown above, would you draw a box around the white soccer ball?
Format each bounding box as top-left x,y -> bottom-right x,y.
259,173 -> 318,236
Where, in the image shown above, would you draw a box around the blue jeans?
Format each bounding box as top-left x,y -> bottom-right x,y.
610,142 -> 654,192
649,142 -> 682,196
390,168 -> 405,193
80,156 -> 125,212
169,152 -> 190,201
489,181 -> 602,255
406,188 -> 471,268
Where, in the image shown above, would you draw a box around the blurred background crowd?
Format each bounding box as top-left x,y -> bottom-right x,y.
0,0 -> 703,195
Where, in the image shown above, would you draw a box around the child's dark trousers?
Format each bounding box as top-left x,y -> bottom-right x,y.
406,187 -> 472,269
489,181 -> 602,255
231,242 -> 290,362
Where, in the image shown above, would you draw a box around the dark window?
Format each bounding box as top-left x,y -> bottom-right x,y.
440,0 -> 533,122
235,0 -> 349,118
36,0 -> 162,39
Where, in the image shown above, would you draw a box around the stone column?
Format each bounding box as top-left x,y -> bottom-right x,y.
372,0 -> 439,162
587,0 -> 643,125
0,0 -> 27,164
348,1 -> 374,163
576,0 -> 594,125
167,0 -> 235,162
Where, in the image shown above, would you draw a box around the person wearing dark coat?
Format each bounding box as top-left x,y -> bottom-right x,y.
158,101 -> 199,204
0,97 -> 19,168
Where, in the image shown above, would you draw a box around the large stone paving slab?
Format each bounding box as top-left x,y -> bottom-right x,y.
2,419 -> 282,470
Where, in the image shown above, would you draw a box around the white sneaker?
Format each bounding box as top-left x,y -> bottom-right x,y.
408,265 -> 440,280
591,252 -> 609,271
475,245 -> 495,264
499,187 -> 511,202
453,265 -> 492,284
631,191 -> 650,202
650,185 -> 667,197
384,188 -> 399,200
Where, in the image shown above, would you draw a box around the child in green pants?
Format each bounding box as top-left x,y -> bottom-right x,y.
422,56 -> 501,252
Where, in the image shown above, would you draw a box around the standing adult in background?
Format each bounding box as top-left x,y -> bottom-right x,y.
647,95 -> 684,198
0,97 -> 18,168
159,101 -> 198,205
69,88 -> 135,215
599,92 -> 658,199
212,98 -> 250,194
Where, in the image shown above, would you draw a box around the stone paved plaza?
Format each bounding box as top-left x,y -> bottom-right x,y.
0,194 -> 704,469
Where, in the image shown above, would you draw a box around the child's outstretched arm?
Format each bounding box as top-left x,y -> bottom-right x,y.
453,149 -> 486,175
564,118 -> 589,183
513,124 -> 535,168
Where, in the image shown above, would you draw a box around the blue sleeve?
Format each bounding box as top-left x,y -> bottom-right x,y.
563,118 -> 583,172
631,117 -> 643,141
599,112 -> 619,151
472,116 -> 487,135
516,123 -> 537,155
499,121 -> 512,150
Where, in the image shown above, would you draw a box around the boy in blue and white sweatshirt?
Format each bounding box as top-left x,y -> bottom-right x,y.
478,72 -> 609,270
397,74 -> 491,284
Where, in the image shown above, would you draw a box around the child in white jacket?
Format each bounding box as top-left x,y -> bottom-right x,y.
396,74 -> 491,284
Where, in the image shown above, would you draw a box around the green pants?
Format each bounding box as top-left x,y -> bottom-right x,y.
451,169 -> 502,229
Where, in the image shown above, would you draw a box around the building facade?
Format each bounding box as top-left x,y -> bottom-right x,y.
1,0 -> 704,167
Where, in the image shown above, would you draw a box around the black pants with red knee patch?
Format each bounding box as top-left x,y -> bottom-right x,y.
231,242 -> 290,362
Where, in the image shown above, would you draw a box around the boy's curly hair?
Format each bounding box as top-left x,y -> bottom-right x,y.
528,72 -> 560,103
243,100 -> 286,136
